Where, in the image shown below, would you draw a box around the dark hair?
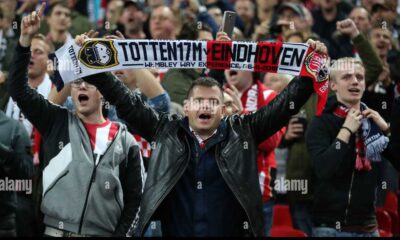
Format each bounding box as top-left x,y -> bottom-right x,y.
47,1 -> 70,17
178,20 -> 212,40
186,77 -> 224,100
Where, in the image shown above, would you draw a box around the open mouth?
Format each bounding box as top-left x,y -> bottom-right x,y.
78,94 -> 89,103
199,113 -> 212,120
230,70 -> 238,77
348,88 -> 360,93
29,60 -> 34,67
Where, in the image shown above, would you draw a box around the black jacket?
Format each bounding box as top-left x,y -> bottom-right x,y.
306,96 -> 399,229
83,72 -> 314,236
0,110 -> 33,229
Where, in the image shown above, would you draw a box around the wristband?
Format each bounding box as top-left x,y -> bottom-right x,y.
341,126 -> 353,135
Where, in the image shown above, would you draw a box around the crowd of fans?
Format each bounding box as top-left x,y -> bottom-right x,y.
0,0 -> 399,237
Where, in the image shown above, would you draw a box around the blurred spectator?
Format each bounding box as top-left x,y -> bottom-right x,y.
0,110 -> 33,237
98,0 -> 124,36
370,1 -> 398,39
150,5 -> 178,40
5,34 -> 54,236
204,0 -> 245,31
266,3 -> 312,42
349,7 -> 372,36
163,22 -> 213,106
120,0 -> 147,39
0,7 -> 18,111
224,69 -> 285,236
208,6 -> 223,26
263,73 -> 292,94
38,1 -> 92,47
41,2 -> 72,50
235,0 -> 257,39
256,0 -> 277,25
312,0 -> 353,59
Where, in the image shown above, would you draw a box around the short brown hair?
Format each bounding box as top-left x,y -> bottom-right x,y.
186,77 -> 224,100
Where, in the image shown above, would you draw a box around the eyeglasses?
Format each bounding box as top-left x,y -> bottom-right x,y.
71,80 -> 96,89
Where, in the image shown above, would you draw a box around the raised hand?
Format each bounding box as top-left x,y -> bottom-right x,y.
336,18 -> 360,39
20,2 -> 46,47
75,29 -> 99,46
306,39 -> 328,55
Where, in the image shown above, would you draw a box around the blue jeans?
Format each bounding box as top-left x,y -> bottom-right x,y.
143,221 -> 162,237
263,200 -> 274,236
290,202 -> 313,236
312,227 -> 379,237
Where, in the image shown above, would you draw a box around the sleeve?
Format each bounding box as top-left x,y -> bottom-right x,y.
83,72 -> 167,142
147,92 -> 171,113
242,76 -> 314,145
352,34 -> 384,87
257,91 -> 285,152
384,96 -> 400,171
0,122 -> 33,179
114,143 -> 145,236
7,43 -> 67,139
305,117 -> 351,179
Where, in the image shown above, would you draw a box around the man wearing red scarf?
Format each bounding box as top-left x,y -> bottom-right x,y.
224,69 -> 285,236
306,58 -> 398,237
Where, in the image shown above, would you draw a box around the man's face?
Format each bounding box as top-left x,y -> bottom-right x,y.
150,6 -> 176,39
225,70 -> 252,92
208,7 -> 223,26
28,39 -> 49,79
350,8 -> 371,34
330,64 -> 366,106
106,0 -> 123,25
121,4 -> 146,32
370,28 -> 392,58
185,86 -> 225,135
263,73 -> 289,93
223,92 -> 235,116
235,0 -> 255,23
71,80 -> 103,117
47,5 -> 71,32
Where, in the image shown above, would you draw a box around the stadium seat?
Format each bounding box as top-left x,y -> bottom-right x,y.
376,207 -> 392,233
384,191 -> 399,235
272,204 -> 293,228
270,226 -> 307,237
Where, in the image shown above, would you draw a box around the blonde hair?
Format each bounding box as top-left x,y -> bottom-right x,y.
329,57 -> 364,82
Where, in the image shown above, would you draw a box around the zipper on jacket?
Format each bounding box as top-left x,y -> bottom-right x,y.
215,146 -> 255,236
344,169 -> 355,226
78,126 -> 121,234
140,135 -> 190,236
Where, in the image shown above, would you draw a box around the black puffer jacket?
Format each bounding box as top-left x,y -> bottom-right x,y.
83,73 -> 314,236
306,96 -> 399,229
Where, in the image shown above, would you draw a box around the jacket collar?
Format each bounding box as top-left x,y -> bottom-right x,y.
179,117 -> 228,144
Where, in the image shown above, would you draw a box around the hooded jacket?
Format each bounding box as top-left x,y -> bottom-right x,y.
8,43 -> 144,236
